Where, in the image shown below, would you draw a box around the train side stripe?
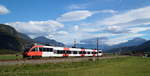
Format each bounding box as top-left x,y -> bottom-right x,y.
64,48 -> 69,50
81,49 -> 85,51
93,49 -> 96,52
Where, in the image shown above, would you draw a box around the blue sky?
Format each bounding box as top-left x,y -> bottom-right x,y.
0,0 -> 150,45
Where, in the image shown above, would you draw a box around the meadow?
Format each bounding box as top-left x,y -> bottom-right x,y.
0,56 -> 150,76
0,54 -> 22,60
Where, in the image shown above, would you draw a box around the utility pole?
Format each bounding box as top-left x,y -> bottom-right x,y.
97,37 -> 99,58
74,39 -> 76,48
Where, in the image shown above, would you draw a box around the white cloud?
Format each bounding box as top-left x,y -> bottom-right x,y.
0,5 -> 10,15
103,25 -> 150,34
58,6 -> 150,45
104,26 -> 129,34
74,25 -> 79,31
67,4 -> 88,10
6,20 -> 64,38
79,22 -> 92,26
81,28 -> 100,32
57,6 -> 150,44
56,31 -> 68,35
97,33 -> 118,38
99,6 -> 150,26
57,9 -> 117,22
94,10 -> 118,14
4,5 -> 150,46
85,6 -> 150,36
129,27 -> 150,33
57,10 -> 93,22
105,33 -> 144,45
79,33 -> 118,40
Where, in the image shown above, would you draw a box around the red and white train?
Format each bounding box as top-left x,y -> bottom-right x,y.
23,45 -> 103,58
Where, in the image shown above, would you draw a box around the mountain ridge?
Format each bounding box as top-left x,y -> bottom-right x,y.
0,24 -> 65,54
75,37 -> 147,51
0,24 -> 34,54
34,36 -> 65,47
106,40 -> 150,55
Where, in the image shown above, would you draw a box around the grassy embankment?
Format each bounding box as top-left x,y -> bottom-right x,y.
0,56 -> 150,76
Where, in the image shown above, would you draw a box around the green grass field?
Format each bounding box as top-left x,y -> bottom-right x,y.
0,56 -> 150,76
0,54 -> 22,60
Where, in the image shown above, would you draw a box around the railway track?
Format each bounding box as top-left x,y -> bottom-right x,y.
0,56 -> 127,65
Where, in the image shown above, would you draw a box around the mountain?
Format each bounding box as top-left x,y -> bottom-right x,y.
18,33 -> 33,41
135,40 -> 150,52
106,40 -> 150,55
111,38 -> 147,48
77,37 -> 148,54
76,37 -> 147,51
0,24 -> 33,54
34,36 -> 65,47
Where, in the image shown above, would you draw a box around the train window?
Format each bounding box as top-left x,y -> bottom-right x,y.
60,50 -> 63,54
73,51 -> 77,54
57,50 -> 64,54
92,52 -> 97,54
70,51 -> 72,54
88,52 -> 90,54
99,51 -> 102,53
49,48 -> 53,52
46,48 -> 49,51
83,51 -> 86,54
79,51 -> 82,54
43,48 -> 47,51
79,51 -> 86,54
62,50 -> 65,54
69,51 -> 71,54
57,50 -> 60,54
31,48 -> 38,51
32,48 -> 35,51
39,48 -> 53,52
62,50 -> 64,54
66,51 -> 71,54
39,48 -> 42,51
